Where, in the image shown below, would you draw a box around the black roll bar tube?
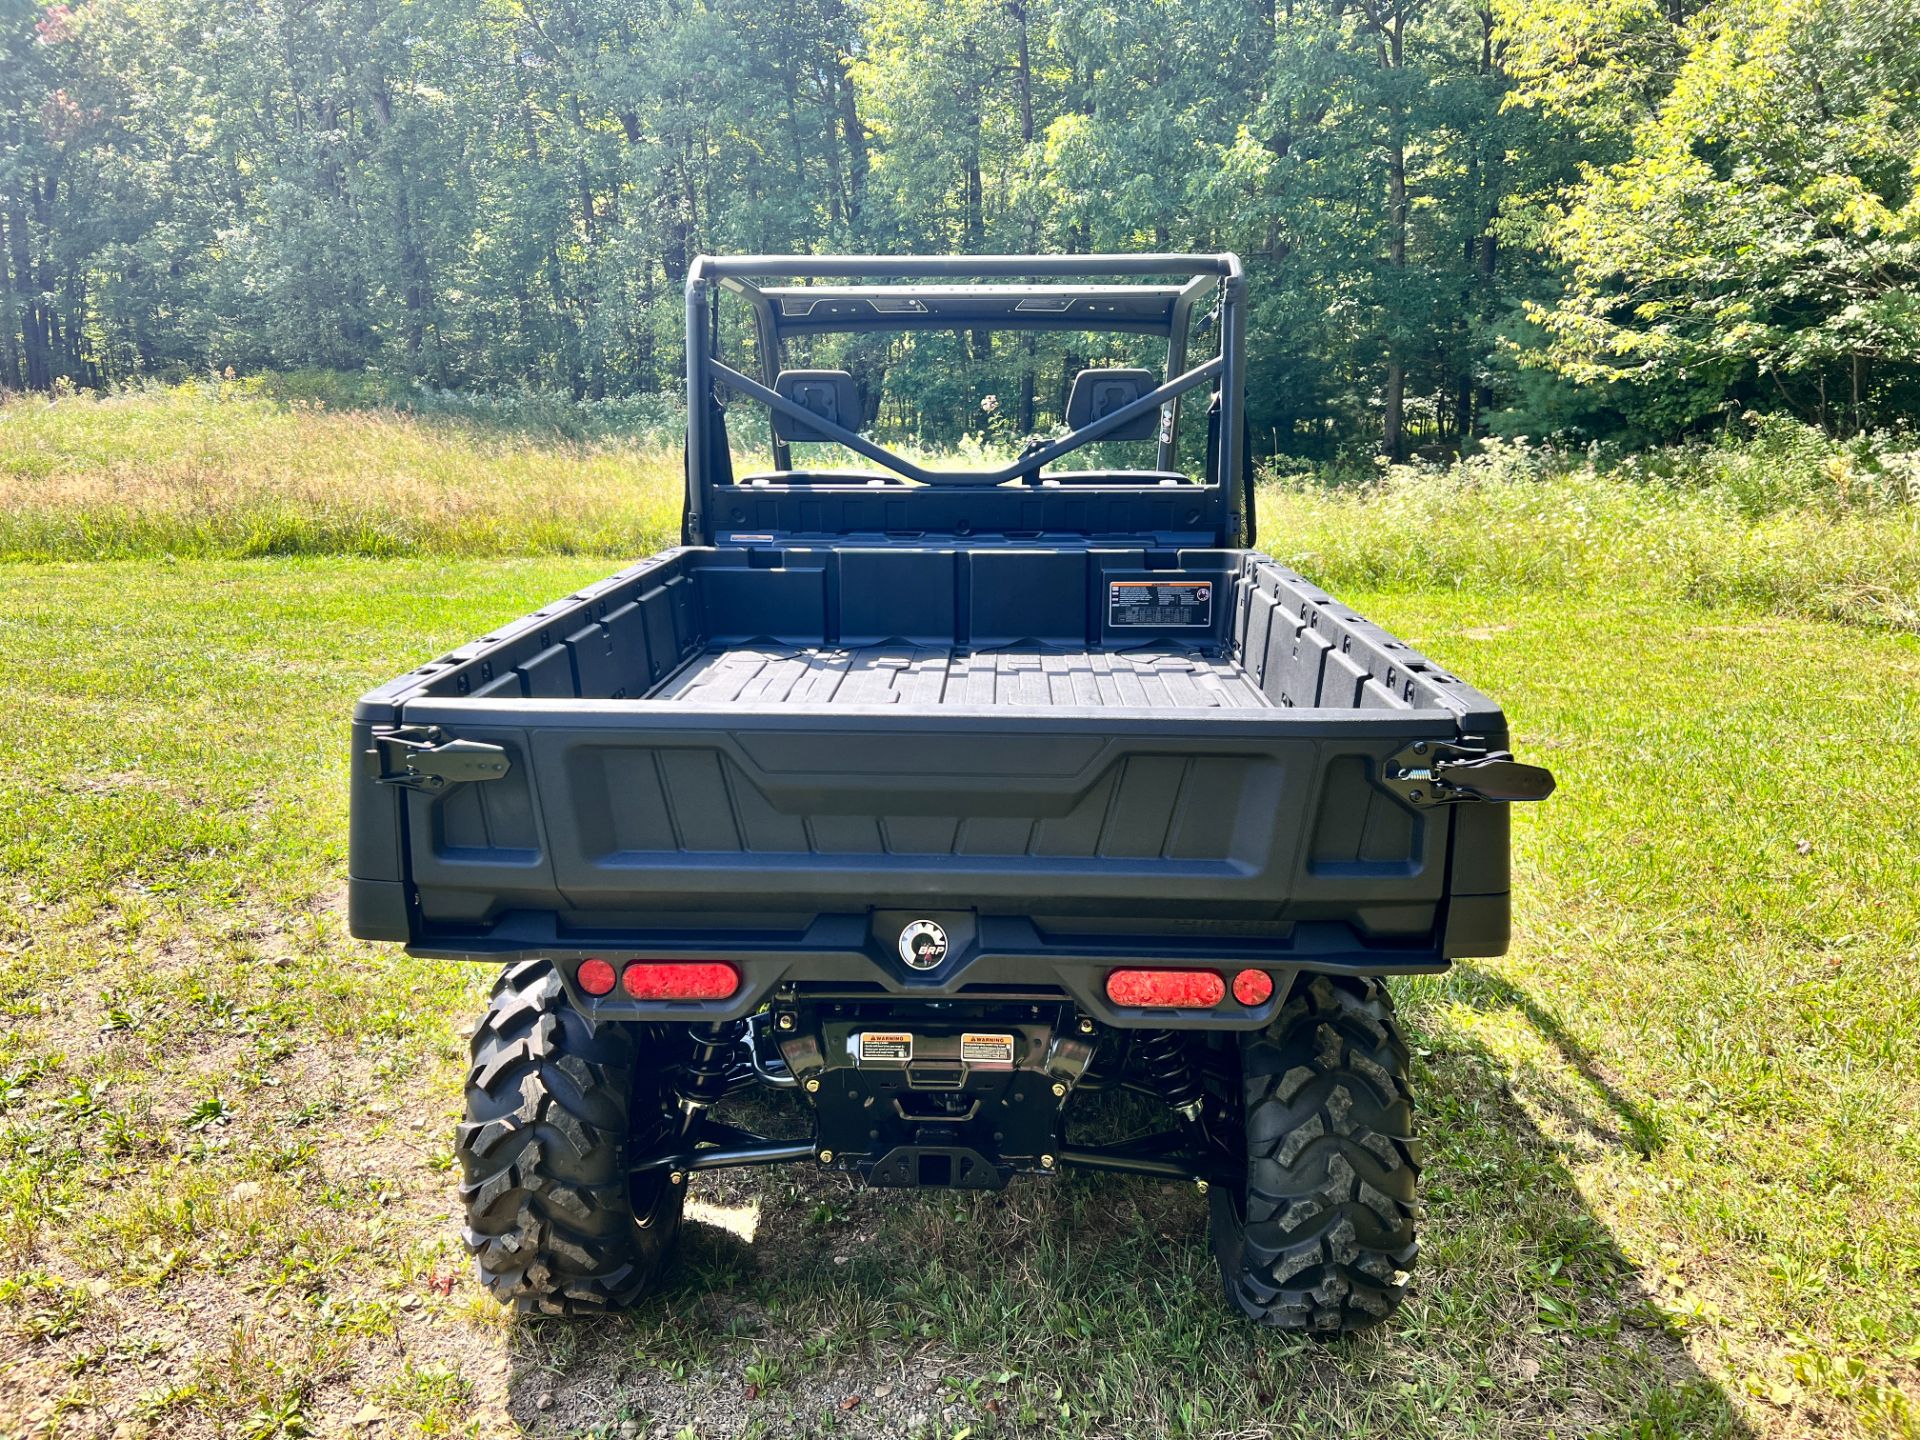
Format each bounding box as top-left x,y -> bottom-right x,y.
701,253 -> 1237,280
1160,272 -> 1217,473
1219,263 -> 1249,545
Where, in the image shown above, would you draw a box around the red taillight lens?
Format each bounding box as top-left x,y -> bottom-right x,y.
576,958 -> 617,996
1105,968 -> 1225,1009
1231,968 -> 1274,1006
620,961 -> 740,1001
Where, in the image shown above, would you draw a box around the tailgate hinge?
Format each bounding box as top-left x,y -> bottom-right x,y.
372,725 -> 511,791
1385,740 -> 1555,807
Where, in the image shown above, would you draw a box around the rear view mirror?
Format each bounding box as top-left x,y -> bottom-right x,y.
1065,368 -> 1159,441
773,370 -> 859,442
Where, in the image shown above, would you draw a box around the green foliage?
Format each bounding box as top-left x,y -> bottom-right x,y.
1513,0 -> 1920,433
0,0 -> 1914,454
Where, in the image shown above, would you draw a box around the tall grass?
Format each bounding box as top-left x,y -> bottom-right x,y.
0,378 -> 684,559
1261,425 -> 1920,631
258,367 -> 685,442
5,382 -> 1917,630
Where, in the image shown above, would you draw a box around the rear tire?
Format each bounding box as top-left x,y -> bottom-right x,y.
456,960 -> 684,1314
1209,974 -> 1420,1332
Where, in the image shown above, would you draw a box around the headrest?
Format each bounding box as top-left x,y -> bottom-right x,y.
1065,367 -> 1159,441
773,369 -> 858,442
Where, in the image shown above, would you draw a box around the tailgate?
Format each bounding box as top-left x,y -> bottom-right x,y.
360,698 -> 1491,960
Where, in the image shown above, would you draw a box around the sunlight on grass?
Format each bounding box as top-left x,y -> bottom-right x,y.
1,388 -> 1918,1436
684,1199 -> 763,1245
4,386 -> 1917,640
0,381 -> 685,560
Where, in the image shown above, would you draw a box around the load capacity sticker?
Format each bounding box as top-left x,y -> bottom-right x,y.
857,1031 -> 913,1062
1109,579 -> 1213,628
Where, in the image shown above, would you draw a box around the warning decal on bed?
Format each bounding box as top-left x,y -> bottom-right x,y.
1108,579 -> 1213,628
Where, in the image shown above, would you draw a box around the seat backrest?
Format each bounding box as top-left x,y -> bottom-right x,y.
1064,367 -> 1159,442
773,369 -> 858,442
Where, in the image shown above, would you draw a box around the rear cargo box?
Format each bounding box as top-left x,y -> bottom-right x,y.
349,544 -> 1512,973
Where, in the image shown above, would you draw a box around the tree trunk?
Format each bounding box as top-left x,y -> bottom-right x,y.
1381,13 -> 1408,462
966,135 -> 988,360
1013,3 -> 1035,143
0,206 -> 21,391
836,71 -> 868,226
1019,333 -> 1036,435
23,171 -> 58,388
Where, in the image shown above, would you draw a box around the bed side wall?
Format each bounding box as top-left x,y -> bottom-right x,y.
1224,556 -> 1514,960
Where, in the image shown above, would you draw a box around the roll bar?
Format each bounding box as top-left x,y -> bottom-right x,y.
693,254 -> 1243,280
684,254 -> 1247,544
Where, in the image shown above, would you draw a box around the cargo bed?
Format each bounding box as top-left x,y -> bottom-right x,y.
348,543 -> 1518,1007
657,642 -> 1273,710
348,254 -> 1552,1325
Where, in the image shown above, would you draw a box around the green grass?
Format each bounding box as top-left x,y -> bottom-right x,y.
0,381 -> 685,560
5,386 -> 1918,638
0,388 -> 1916,1437
0,559 -> 1913,1439
1264,439 -> 1920,633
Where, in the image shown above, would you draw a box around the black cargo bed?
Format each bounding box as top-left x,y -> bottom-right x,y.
349,543 -> 1516,971
657,642 -> 1272,710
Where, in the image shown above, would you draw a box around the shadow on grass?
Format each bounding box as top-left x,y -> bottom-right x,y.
500,971 -> 1750,1439
1440,964 -> 1671,1160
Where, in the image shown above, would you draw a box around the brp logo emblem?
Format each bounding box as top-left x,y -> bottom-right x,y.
898,920 -> 949,970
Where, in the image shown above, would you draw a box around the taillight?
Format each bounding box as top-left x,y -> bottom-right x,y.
1231,968 -> 1274,1006
576,958 -> 617,996
1105,968 -> 1225,1009
620,961 -> 740,1001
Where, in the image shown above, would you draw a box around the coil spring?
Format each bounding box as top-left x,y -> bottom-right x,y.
1133,1029 -> 1203,1119
677,1022 -> 739,1112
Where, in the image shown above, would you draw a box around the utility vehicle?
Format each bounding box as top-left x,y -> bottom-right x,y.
348,253 -> 1552,1331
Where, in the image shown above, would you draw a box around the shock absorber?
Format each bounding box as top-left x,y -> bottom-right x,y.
675,1022 -> 738,1137
1134,1030 -> 1204,1123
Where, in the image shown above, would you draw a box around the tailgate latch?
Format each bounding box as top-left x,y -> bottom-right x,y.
372,725 -> 512,790
1385,741 -> 1555,806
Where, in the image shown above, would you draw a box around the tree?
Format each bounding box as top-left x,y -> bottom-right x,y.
1521,0 -> 1920,433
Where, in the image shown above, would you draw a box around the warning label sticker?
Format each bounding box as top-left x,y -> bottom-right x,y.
858,1031 -> 913,1062
959,1032 -> 1015,1066
1108,579 -> 1213,628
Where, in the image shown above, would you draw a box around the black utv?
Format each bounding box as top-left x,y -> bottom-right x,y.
347,253 -> 1551,1331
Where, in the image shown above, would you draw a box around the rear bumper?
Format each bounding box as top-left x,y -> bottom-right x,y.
400,909 -> 1455,1030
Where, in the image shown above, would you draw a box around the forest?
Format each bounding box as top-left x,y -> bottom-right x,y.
2,0 -> 1917,458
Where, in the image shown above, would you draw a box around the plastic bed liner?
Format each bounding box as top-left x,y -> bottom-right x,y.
655,642 -> 1273,710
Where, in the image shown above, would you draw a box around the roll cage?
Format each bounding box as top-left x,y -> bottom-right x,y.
682,253 -> 1251,548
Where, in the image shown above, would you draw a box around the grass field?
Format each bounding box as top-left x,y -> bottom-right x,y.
1,387 -> 1917,1439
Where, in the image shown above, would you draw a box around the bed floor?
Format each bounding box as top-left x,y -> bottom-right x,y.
656,642 -> 1273,710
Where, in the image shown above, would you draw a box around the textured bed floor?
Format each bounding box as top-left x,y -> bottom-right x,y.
657,642 -> 1272,709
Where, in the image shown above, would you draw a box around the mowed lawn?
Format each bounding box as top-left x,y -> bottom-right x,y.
0,550 -> 1914,1440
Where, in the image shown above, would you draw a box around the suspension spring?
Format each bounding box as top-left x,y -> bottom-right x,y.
1134,1029 -> 1204,1122
675,1022 -> 739,1132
